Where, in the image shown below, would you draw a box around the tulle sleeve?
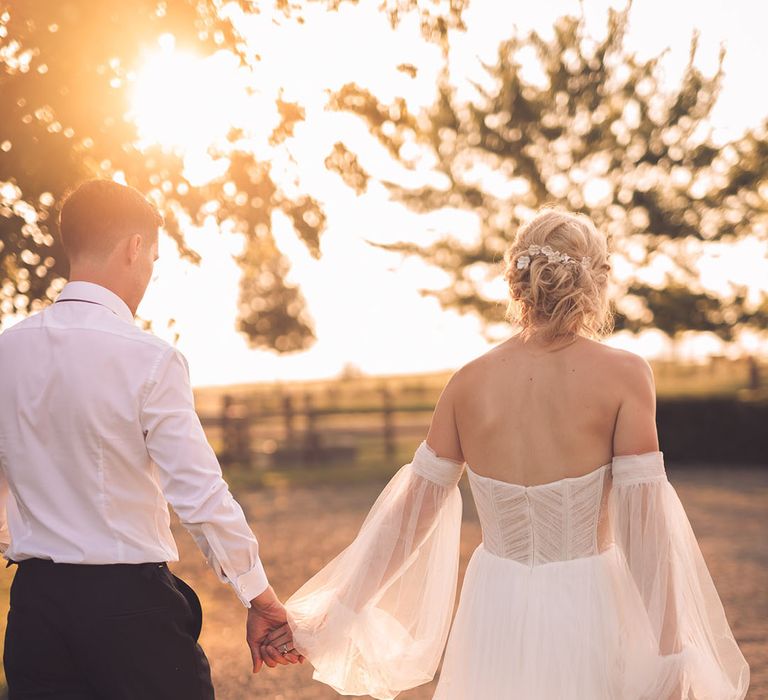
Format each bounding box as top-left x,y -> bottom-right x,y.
286,441 -> 465,700
610,452 -> 750,699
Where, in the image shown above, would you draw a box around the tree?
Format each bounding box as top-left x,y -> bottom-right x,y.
325,6 -> 768,343
0,0 -> 320,350
0,0 -> 469,351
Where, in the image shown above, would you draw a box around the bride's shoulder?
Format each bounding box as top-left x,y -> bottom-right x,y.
593,343 -> 653,379
452,343 -> 507,379
587,344 -> 655,402
447,342 -> 516,397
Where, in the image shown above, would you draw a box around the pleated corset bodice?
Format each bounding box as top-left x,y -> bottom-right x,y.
467,463 -> 613,565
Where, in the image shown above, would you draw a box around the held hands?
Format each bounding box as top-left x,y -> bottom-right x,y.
246,585 -> 304,673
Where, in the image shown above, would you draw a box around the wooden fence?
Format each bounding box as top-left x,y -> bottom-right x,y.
199,387 -> 436,469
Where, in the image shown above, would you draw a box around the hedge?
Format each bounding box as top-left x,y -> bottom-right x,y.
656,399 -> 767,464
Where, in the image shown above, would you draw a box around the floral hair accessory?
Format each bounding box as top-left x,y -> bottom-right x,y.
516,243 -> 591,271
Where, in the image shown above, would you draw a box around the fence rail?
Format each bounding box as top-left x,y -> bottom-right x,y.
200,387 -> 435,468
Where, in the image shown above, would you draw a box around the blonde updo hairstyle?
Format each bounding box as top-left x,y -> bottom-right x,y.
504,208 -> 612,341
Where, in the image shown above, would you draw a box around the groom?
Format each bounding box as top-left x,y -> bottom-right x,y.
0,180 -> 298,698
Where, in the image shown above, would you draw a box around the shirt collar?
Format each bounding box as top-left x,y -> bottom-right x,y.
56,281 -> 134,324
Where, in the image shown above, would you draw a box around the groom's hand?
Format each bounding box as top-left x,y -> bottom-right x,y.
247,586 -> 300,673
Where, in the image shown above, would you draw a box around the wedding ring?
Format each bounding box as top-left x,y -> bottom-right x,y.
280,644 -> 289,655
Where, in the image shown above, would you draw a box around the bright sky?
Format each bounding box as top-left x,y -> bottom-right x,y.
128,0 -> 768,385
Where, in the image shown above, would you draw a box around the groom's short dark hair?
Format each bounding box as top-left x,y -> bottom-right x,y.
58,179 -> 163,260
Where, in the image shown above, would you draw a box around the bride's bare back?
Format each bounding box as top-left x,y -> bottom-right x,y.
427,334 -> 659,485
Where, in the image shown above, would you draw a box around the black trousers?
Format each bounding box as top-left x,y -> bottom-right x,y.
3,558 -> 215,699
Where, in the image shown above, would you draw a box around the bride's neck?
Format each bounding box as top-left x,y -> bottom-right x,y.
516,330 -> 582,353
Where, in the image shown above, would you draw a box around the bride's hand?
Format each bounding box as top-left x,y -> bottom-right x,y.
261,623 -> 304,666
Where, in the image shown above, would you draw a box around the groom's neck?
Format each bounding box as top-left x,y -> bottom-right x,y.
67,264 -> 140,316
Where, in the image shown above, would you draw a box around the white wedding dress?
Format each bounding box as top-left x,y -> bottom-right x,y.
287,442 -> 750,699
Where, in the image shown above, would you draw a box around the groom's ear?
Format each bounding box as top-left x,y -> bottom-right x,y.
125,233 -> 143,264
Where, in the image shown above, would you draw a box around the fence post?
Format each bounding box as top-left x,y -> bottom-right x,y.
382,387 -> 395,461
220,394 -> 232,465
283,394 -> 295,444
303,392 -> 319,464
220,394 -> 251,467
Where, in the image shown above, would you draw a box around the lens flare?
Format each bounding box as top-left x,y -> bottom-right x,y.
130,38 -> 246,154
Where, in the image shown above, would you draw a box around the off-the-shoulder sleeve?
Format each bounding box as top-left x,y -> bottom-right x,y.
286,441 -> 465,700
610,452 -> 750,699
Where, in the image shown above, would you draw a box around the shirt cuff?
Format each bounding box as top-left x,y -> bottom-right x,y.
231,559 -> 269,607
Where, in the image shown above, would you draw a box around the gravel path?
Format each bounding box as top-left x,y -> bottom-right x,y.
169,465 -> 766,700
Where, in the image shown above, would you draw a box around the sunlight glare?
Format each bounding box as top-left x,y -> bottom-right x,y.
130,37 -> 247,154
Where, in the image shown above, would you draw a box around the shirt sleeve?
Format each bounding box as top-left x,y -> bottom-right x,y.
140,346 -> 268,607
286,441 -> 465,700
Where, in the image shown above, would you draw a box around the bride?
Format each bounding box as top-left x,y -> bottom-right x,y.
265,208 -> 750,699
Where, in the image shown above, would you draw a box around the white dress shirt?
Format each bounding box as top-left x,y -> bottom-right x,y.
0,281 -> 268,606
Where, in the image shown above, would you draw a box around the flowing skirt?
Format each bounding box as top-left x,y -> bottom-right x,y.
434,544 -> 733,699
